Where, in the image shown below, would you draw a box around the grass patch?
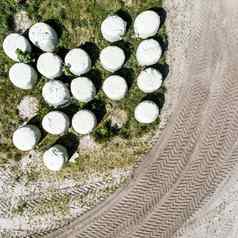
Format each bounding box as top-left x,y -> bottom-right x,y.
0,0 -> 167,173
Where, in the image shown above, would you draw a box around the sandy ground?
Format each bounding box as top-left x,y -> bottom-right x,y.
176,163 -> 238,238
45,0 -> 238,237
2,1 -> 238,237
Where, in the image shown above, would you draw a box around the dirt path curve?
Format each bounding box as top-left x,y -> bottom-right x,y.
45,0 -> 238,237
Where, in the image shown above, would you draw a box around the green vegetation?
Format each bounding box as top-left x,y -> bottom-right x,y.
0,0 -> 167,173
93,120 -> 118,143
16,48 -> 33,63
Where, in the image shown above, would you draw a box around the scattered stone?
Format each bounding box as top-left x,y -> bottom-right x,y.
12,125 -> 41,151
65,48 -> 91,76
136,39 -> 162,66
134,10 -> 160,39
14,11 -> 32,33
134,100 -> 159,124
101,15 -> 127,42
100,46 -> 126,72
72,110 -> 97,135
3,33 -> 32,62
37,53 -> 63,79
9,63 -> 38,90
70,77 -> 96,103
109,109 -> 128,129
18,96 -> 39,120
28,22 -> 58,52
102,75 -> 128,101
79,135 -> 97,152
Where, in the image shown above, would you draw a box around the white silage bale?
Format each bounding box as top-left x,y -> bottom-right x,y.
100,46 -> 126,72
136,39 -> 162,66
13,125 -> 41,151
3,33 -> 32,61
134,10 -> 160,39
134,100 -> 159,124
9,63 -> 38,90
101,15 -> 127,42
37,53 -> 63,79
28,22 -> 58,52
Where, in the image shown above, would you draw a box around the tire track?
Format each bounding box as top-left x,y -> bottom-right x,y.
43,0 -> 238,237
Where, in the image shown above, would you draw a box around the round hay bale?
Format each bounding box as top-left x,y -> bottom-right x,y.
102,75 -> 128,101
9,63 -> 38,90
134,100 -> 159,124
13,125 -> 41,151
65,48 -> 91,76
100,46 -> 126,72
28,22 -> 58,52
3,33 -> 32,61
37,53 -> 63,79
101,15 -> 127,42
134,10 -> 160,39
71,77 -> 96,103
136,39 -> 162,66
43,145 -> 68,171
72,110 -> 97,135
42,111 -> 70,135
137,67 -> 162,93
42,80 -> 70,108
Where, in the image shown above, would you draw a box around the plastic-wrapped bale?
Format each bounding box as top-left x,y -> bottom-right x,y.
37,53 -> 63,79
137,68 -> 163,93
71,77 -> 96,103
134,100 -> 159,124
72,110 -> 97,135
65,48 -> 91,76
28,22 -> 58,52
136,39 -> 162,66
42,80 -> 70,108
102,75 -> 128,101
13,125 -> 41,151
101,15 -> 127,42
100,46 -> 126,72
43,145 -> 68,171
9,63 -> 38,90
3,33 -> 32,61
134,10 -> 160,39
42,111 -> 70,135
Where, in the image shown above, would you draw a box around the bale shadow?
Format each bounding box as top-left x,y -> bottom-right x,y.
56,46 -> 70,59
61,103 -> 81,119
93,120 -> 120,143
85,69 -> 103,93
85,99 -> 106,123
45,19 -> 65,38
153,34 -> 168,54
114,67 -> 135,90
114,9 -> 132,32
112,40 -> 132,62
151,63 -> 170,80
27,115 -> 47,143
149,7 -> 167,26
55,133 -> 79,158
79,42 -> 100,66
142,91 -> 165,111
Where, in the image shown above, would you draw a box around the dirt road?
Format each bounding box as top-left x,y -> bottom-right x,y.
45,0 -> 238,237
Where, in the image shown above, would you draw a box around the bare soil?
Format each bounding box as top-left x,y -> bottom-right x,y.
44,0 -> 238,237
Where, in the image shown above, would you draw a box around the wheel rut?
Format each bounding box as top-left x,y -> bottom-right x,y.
44,1 -> 238,237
